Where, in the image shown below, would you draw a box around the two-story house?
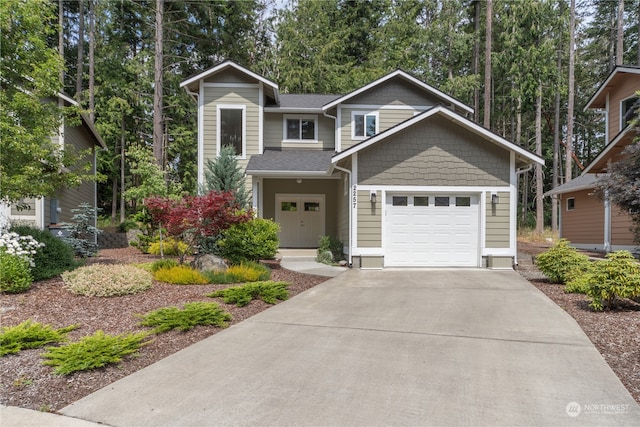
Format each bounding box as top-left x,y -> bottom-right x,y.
181,61 -> 543,269
546,65 -> 639,252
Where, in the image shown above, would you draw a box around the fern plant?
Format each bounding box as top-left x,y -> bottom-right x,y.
138,302 -> 232,333
41,330 -> 151,375
1,320 -> 79,356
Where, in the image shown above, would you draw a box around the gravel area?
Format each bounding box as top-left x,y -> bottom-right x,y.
0,248 -> 328,412
1,243 -> 639,413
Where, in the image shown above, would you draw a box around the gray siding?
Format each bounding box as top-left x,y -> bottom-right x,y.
340,107 -> 417,151
357,190 -> 381,247
264,112 -> 335,151
485,191 -> 510,248
358,116 -> 510,187
347,78 -> 442,107
11,199 -> 36,216
204,68 -> 257,84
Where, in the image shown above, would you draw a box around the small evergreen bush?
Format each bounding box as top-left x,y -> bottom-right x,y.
216,218 -> 279,264
62,264 -> 153,296
207,281 -> 289,307
138,302 -> 232,333
1,320 -> 79,356
150,258 -> 180,272
148,237 -> 190,257
316,235 -> 344,264
0,251 -> 33,294
11,225 -> 79,281
153,265 -> 209,285
583,251 -> 640,311
41,330 -> 151,375
204,262 -> 271,284
60,203 -> 102,258
535,239 -> 591,283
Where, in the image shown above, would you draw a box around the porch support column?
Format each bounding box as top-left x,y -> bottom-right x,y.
252,179 -> 260,217
604,190 -> 611,253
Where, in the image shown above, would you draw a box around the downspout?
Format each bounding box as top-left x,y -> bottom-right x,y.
333,164 -> 352,267
604,190 -> 611,253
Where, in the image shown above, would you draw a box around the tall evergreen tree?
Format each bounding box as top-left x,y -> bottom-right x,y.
202,146 -> 249,209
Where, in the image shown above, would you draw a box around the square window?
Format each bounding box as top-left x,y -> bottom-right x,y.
353,112 -> 377,138
304,202 -> 320,212
567,198 -> 575,211
435,196 -> 450,207
392,196 -> 408,206
284,116 -> 317,141
456,197 -> 471,207
414,196 -> 429,207
286,119 -> 300,140
281,202 -> 297,212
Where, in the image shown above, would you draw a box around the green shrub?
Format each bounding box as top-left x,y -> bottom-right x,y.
118,219 -> 139,233
62,264 -> 153,296
583,251 -> 640,311
138,302 -> 232,334
60,203 -> 102,258
216,218 -> 279,264
0,251 -> 33,294
150,259 -> 179,272
41,330 -> 151,375
148,238 -> 190,257
204,262 -> 271,284
1,320 -> 79,356
207,281 -> 289,307
316,235 -> 344,264
11,225 -> 79,281
153,265 -> 209,285
535,239 -> 591,284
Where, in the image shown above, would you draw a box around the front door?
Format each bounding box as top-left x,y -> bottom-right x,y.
275,194 -> 325,248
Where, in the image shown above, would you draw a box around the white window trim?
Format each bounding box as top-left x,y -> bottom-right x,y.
620,94 -> 639,130
282,114 -> 319,143
567,197 -> 575,211
351,111 -> 379,140
216,104 -> 246,159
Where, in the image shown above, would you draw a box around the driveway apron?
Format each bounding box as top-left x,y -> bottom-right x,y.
61,269 -> 640,426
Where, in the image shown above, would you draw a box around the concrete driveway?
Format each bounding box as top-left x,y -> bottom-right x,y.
61,269 -> 640,426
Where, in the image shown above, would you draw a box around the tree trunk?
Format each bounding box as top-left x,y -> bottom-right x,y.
483,0 -> 492,129
566,0 -> 576,182
88,0 -> 95,122
120,116 -> 126,223
153,0 -> 164,167
76,0 -> 84,101
552,2 -> 563,233
58,0 -> 64,85
535,84 -> 544,234
473,0 -> 480,123
638,0 -> 640,64
616,0 -> 624,65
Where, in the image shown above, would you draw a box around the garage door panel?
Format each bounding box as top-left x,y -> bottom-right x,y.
385,193 -> 479,267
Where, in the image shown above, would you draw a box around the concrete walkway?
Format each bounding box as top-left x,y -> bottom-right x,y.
59,269 -> 639,426
277,248 -> 347,277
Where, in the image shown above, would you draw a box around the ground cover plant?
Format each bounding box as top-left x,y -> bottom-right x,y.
62,264 -> 153,296
41,330 -> 151,375
204,261 -> 271,284
0,320 -> 79,356
152,265 -> 209,285
207,281 -> 289,307
138,302 -> 232,333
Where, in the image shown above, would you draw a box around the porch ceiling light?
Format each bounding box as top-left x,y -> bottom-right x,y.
296,178 -> 302,184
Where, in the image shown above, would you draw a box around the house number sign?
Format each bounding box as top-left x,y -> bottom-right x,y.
352,185 -> 358,209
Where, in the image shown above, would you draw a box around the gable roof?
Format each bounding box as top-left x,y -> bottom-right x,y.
322,70 -> 473,114
59,93 -> 106,150
264,94 -> 341,113
332,105 -> 544,166
180,60 -> 279,103
544,173 -> 597,196
584,65 -> 640,110
582,126 -> 637,174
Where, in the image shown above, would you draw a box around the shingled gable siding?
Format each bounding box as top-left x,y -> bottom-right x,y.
340,108 -> 417,151
263,112 -> 335,151
203,68 -> 257,84
485,191 -> 510,248
356,189 -> 382,248
357,116 -> 510,187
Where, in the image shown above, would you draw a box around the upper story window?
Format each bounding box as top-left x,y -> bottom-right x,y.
352,111 -> 378,139
284,115 -> 318,142
622,96 -> 639,128
218,105 -> 245,157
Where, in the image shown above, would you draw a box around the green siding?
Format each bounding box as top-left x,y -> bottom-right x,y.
485,191 -> 511,248
358,115 -> 510,187
347,78 -> 442,107
340,107 -> 417,151
357,190 -> 381,248
264,113 -> 335,150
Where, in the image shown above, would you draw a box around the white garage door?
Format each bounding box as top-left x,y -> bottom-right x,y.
384,193 -> 480,267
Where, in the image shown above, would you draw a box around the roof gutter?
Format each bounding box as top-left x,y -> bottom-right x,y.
332,164 -> 353,268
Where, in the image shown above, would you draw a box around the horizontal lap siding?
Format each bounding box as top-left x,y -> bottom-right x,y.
608,77 -> 640,138
611,205 -> 635,245
357,190 -> 381,248
485,191 -> 510,248
341,108 -> 418,151
264,113 -> 335,150
561,191 -> 603,244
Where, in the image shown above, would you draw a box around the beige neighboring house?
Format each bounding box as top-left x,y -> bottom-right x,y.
2,93 -> 106,236
181,61 -> 543,269
546,65 -> 639,252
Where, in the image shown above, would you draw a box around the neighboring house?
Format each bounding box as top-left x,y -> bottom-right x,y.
2,93 -> 106,235
546,65 -> 639,252
181,61 -> 543,269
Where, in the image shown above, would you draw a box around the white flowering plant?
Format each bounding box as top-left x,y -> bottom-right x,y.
0,228 -> 45,268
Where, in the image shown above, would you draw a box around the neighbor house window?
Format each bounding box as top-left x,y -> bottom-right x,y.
283,115 -> 318,142
622,96 -> 639,128
352,111 -> 378,139
218,106 -> 245,157
567,198 -> 575,211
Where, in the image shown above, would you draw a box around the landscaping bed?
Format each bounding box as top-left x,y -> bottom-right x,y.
517,241 -> 640,404
0,247 -> 328,412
